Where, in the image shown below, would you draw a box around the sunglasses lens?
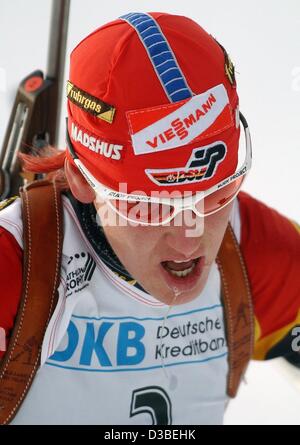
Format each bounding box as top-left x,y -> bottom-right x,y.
199,175 -> 245,215
110,199 -> 175,224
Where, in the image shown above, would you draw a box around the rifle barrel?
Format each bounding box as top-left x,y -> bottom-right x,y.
46,0 -> 71,146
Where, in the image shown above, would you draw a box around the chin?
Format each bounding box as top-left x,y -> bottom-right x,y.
145,270 -> 209,306
169,281 -> 207,306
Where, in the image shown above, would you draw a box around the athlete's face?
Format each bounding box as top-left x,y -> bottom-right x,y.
94,199 -> 234,306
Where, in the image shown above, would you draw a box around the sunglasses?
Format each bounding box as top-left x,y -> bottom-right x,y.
66,112 -> 252,226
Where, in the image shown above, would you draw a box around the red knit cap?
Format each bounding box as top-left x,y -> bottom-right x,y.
66,12 -> 240,195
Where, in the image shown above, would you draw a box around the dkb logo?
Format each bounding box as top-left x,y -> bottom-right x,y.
49,320 -> 146,369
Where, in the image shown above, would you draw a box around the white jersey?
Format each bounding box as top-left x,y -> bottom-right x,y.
0,195 -> 241,425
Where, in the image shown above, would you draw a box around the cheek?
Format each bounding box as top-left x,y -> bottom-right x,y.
108,226 -> 160,278
204,202 -> 234,251
206,199 -> 234,226
95,202 -> 160,271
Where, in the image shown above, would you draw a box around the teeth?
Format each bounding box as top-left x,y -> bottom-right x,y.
168,262 -> 196,278
173,259 -> 190,263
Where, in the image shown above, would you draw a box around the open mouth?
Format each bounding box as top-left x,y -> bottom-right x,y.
160,256 -> 205,293
162,258 -> 198,277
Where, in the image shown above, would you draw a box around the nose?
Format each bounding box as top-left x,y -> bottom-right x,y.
162,209 -> 204,257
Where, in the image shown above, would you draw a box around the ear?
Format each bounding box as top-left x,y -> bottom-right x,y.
64,159 -> 96,203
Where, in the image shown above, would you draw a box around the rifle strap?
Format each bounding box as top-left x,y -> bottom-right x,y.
217,223 -> 254,397
0,179 -> 63,424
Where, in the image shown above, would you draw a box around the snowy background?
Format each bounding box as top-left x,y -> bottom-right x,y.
0,0 -> 300,424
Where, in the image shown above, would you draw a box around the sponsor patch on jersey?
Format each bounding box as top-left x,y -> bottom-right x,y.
47,305 -> 227,372
0,196 -> 18,211
70,122 -> 123,161
127,84 -> 233,155
67,81 -> 116,123
66,251 -> 96,297
146,141 -> 227,186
